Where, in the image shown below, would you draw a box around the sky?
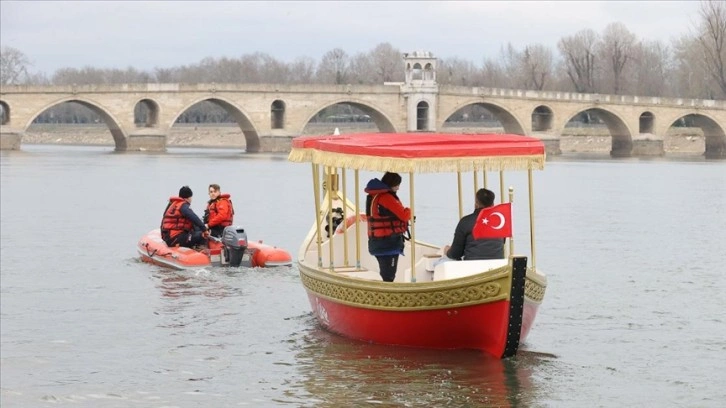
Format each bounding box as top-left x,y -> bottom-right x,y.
0,1 -> 702,75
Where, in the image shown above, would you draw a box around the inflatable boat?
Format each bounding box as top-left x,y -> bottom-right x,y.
137,226 -> 292,270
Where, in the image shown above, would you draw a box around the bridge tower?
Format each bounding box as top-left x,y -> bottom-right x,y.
402,51 -> 438,132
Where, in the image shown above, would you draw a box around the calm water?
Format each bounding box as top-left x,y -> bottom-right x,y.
1,145 -> 725,407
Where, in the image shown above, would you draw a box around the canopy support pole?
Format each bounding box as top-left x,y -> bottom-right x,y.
528,168 -> 537,270
355,170 -> 361,269
409,172 -> 416,283
457,171 -> 463,220
312,164 -> 323,268
341,168 -> 349,267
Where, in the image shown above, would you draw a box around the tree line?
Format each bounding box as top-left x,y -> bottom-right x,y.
1,1 -> 724,125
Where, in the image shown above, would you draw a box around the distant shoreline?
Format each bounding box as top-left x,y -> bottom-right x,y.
19,124 -> 706,155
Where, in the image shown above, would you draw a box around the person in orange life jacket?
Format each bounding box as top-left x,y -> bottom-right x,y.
160,186 -> 209,248
439,188 -> 504,263
203,183 -> 234,238
364,172 -> 412,282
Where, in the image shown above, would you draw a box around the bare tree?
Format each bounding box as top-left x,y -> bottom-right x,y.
316,48 -> 350,84
480,57 -> 506,88
598,22 -> 637,94
289,56 -> 316,84
632,40 -> 672,97
439,57 -> 480,86
0,46 -> 31,85
673,34 -> 716,98
694,0 -> 726,96
558,29 -> 599,93
368,43 -> 403,83
521,44 -> 554,90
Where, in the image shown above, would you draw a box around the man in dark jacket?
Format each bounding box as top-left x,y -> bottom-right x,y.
160,186 -> 209,248
443,188 -> 504,261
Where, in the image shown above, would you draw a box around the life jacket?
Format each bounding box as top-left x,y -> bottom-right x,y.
160,197 -> 193,238
366,192 -> 408,239
204,194 -> 234,227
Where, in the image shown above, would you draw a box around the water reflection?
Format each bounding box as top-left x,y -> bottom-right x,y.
289,323 -> 548,407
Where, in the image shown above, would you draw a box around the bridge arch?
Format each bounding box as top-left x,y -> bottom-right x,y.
134,98 -> 160,128
663,111 -> 725,159
439,101 -> 526,135
170,96 -> 260,152
532,105 -> 554,132
639,111 -> 655,134
561,106 -> 633,157
302,99 -> 397,134
0,100 -> 9,125
26,97 -> 128,150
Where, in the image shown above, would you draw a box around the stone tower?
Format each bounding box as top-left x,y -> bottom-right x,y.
402,51 -> 438,132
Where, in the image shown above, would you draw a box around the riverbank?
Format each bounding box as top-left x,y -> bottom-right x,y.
19,124 -> 706,154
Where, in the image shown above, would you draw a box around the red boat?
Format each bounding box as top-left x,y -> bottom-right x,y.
137,227 -> 292,269
288,133 -> 548,358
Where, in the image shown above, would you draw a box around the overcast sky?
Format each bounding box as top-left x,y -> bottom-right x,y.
1,1 -> 701,75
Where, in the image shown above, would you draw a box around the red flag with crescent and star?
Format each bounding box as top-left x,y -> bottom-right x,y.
472,203 -> 512,239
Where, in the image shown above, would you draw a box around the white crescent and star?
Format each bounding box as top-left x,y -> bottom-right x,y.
481,212 -> 506,229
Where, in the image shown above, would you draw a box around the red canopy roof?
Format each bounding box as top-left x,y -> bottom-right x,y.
289,133 -> 546,173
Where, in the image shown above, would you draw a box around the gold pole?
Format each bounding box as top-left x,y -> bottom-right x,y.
457,171 -> 463,220
409,172 -> 416,283
355,170 -> 361,269
474,171 -> 479,192
508,186 -> 514,258
341,168 -> 349,267
528,168 -> 537,270
326,168 -> 334,271
312,164 -> 323,268
483,170 -> 488,189
499,171 -> 505,205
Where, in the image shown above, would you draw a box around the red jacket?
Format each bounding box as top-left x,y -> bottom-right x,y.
205,194 -> 234,228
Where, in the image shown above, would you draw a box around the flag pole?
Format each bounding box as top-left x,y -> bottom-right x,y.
508,186 -> 514,258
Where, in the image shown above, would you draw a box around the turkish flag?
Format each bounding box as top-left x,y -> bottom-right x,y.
472,203 -> 512,239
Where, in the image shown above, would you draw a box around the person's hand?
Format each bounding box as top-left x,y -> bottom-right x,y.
202,230 -> 210,239
443,244 -> 450,253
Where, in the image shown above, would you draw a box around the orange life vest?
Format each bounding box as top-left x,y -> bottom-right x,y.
366,193 -> 408,239
160,197 -> 193,238
205,194 -> 234,227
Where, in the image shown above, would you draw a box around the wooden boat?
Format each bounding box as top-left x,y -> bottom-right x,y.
137,227 -> 292,269
288,133 -> 547,358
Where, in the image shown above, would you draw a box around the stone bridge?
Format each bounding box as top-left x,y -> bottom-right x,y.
1,52 -> 725,158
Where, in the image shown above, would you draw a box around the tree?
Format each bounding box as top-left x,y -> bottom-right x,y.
368,43 -> 403,83
694,0 -> 726,96
558,29 -> 599,93
598,22 -> 637,94
632,40 -> 672,97
0,46 -> 31,85
316,48 -> 349,84
521,44 -> 554,90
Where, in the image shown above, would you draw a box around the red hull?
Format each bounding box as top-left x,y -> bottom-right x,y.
308,292 -> 514,358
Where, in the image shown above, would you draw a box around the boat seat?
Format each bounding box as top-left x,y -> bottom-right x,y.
433,258 -> 508,281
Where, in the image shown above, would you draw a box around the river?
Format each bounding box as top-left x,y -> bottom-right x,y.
1,145 -> 725,407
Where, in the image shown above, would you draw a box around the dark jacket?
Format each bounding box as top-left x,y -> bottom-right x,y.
364,178 -> 411,256
446,208 -> 504,260
179,201 -> 206,231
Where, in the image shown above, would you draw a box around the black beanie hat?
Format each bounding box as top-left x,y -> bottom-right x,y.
179,186 -> 193,199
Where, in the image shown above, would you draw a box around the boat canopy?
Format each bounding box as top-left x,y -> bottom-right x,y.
288,133 -> 545,173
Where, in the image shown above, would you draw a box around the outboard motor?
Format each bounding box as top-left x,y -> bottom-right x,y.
221,226 -> 248,267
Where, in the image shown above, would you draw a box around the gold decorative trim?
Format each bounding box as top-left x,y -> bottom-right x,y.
299,263 -> 512,311
288,148 -> 545,173
525,279 -> 546,303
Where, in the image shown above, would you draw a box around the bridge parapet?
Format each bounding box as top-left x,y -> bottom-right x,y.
439,85 -> 725,109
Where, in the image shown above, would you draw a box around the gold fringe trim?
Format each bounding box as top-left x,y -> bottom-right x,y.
288,147 -> 545,172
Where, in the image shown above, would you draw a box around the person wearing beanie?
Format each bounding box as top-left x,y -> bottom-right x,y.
160,185 -> 209,248
203,183 -> 235,238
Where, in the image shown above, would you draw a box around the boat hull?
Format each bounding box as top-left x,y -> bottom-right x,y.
137,229 -> 292,269
299,257 -> 531,358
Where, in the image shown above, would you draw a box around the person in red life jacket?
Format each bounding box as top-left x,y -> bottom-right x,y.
441,188 -> 504,262
364,172 -> 412,282
203,183 -> 235,238
160,186 -> 209,248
